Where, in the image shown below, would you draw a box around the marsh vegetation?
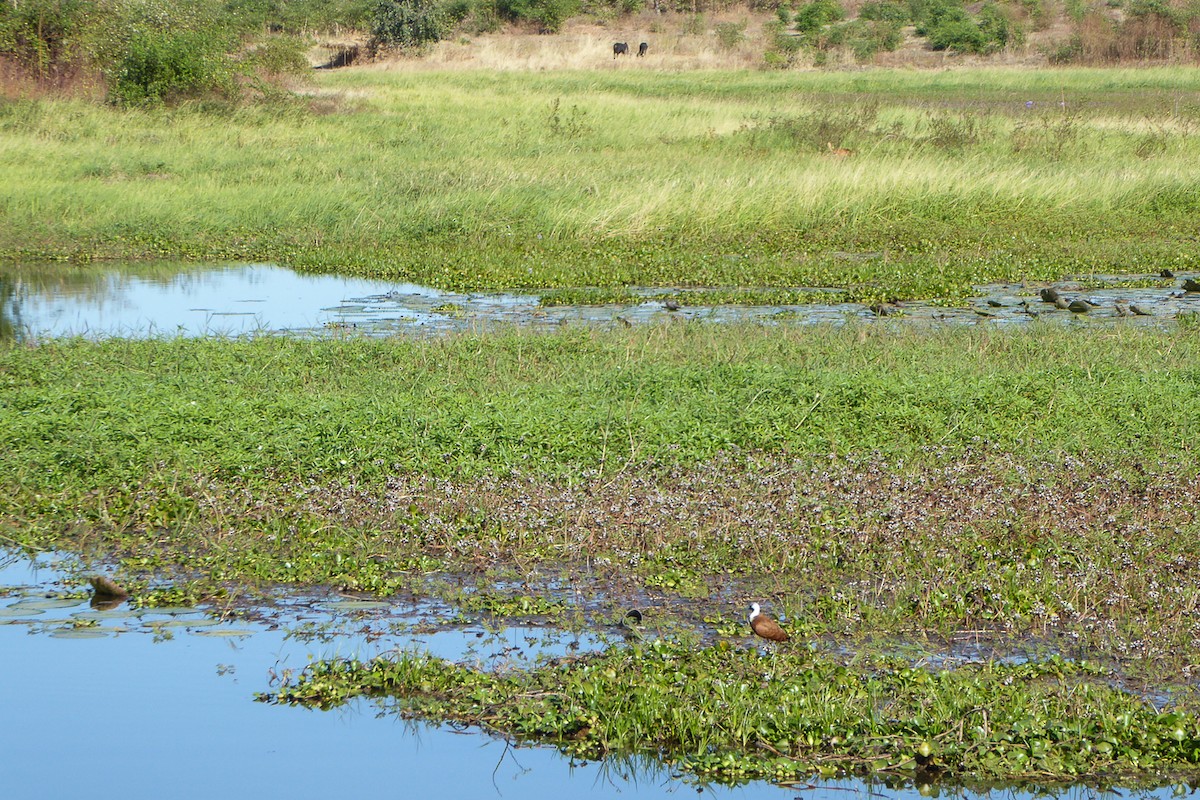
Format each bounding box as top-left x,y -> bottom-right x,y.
4,6 -> 1200,788
4,67 -> 1200,307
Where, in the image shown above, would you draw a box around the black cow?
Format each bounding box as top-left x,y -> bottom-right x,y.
637,42 -> 649,57
613,42 -> 629,58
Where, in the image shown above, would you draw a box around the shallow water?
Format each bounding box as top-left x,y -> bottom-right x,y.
0,551 -> 1189,799
2,262 -> 1197,341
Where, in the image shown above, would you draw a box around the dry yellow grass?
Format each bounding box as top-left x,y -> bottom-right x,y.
347,10 -> 1064,73
364,13 -> 783,72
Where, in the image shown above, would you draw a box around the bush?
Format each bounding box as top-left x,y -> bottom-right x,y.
825,18 -> 904,60
496,0 -> 582,33
222,0 -> 376,33
978,2 -> 1022,49
793,0 -> 845,34
925,10 -> 987,51
242,34 -> 311,75
859,0 -> 910,23
108,28 -> 236,105
763,19 -> 805,66
714,20 -> 747,49
918,0 -> 1016,53
0,0 -> 90,79
371,0 -> 452,48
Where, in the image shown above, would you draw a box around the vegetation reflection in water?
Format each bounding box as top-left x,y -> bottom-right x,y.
1,261 -> 1198,343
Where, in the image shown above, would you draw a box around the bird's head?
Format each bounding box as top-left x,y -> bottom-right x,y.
748,602 -> 761,617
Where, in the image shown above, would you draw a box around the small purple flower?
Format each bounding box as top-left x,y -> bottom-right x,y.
1025,100 -> 1034,109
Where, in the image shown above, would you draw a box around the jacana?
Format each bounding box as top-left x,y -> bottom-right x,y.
748,602 -> 788,643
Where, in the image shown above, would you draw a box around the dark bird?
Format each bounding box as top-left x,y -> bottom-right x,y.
1039,288 -> 1061,304
1161,269 -> 1175,278
663,298 -> 681,311
1183,278 -> 1200,293
1067,299 -> 1091,313
748,602 -> 789,643
1130,303 -> 1154,316
1054,296 -> 1071,310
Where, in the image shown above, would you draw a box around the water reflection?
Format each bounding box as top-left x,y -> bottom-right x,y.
2,261 -> 1197,342
0,550 -> 1192,799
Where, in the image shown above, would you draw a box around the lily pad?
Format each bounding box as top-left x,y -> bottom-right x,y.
72,609 -> 141,622
151,618 -> 221,628
49,627 -> 111,639
193,628 -> 257,637
11,597 -> 86,610
0,606 -> 45,617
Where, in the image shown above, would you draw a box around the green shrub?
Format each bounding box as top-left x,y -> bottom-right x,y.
371,0 -> 452,48
763,19 -> 805,67
978,2 -> 1022,49
925,10 -> 987,51
108,28 -> 236,106
242,34 -> 311,75
714,20 -> 747,49
825,18 -> 904,60
0,0 -> 90,79
496,0 -> 581,32
793,0 -> 844,34
222,0 -> 376,33
859,0 -> 910,23
911,0 -> 961,35
917,0 -> 1015,53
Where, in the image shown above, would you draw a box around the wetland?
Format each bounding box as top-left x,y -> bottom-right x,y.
3,65 -> 1200,794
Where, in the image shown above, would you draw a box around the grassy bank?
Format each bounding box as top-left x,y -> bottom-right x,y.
3,67 -> 1200,301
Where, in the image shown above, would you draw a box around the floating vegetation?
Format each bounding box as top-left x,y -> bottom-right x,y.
266,641 -> 1200,787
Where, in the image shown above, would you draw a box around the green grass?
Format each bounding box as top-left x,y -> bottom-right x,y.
3,67 -> 1200,301
1,325 -> 1198,683
1,324 -> 1196,493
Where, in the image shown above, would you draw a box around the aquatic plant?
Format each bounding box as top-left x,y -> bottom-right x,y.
264,641 -> 1200,786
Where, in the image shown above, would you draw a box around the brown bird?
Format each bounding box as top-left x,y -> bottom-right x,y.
748,602 -> 789,643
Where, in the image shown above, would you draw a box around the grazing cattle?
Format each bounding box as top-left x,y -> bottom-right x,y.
613,42 -> 629,58
638,42 -> 649,57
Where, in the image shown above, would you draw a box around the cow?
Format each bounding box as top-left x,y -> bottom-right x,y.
613,42 -> 629,58
637,42 -> 649,57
